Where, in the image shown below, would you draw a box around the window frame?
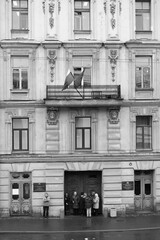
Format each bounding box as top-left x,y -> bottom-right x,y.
11,55 -> 29,90
12,118 -> 29,152
74,0 -> 90,32
135,0 -> 151,32
12,0 -> 28,30
136,116 -> 152,150
135,56 -> 152,90
75,117 -> 91,150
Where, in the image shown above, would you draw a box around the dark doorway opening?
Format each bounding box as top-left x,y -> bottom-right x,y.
64,171 -> 102,216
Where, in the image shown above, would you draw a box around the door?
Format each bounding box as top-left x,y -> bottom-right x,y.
10,172 -> 31,216
134,170 -> 153,211
64,171 -> 102,214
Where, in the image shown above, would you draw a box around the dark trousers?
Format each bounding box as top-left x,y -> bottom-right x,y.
43,206 -> 49,218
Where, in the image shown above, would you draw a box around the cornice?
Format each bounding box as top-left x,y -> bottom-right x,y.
104,40 -> 124,49
121,99 -> 160,107
63,40 -> 103,49
125,39 -> 160,49
0,100 -> 45,108
0,39 -> 40,49
42,39 -> 62,49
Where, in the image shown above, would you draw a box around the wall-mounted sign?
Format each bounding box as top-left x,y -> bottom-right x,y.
122,181 -> 134,191
33,183 -> 46,192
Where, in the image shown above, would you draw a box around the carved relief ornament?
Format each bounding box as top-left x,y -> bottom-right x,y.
108,49 -> 118,82
108,109 -> 119,124
110,0 -> 116,29
47,107 -> 59,125
48,50 -> 57,82
49,0 -> 55,28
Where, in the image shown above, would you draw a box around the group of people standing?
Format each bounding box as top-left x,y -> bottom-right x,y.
65,191 -> 100,217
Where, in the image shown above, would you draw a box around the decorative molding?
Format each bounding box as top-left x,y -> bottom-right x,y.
5,109 -> 35,123
48,50 -> 57,82
110,0 -> 116,29
130,107 -> 159,123
47,107 -> 59,125
108,49 -> 118,82
119,0 -> 122,14
49,0 -> 55,28
58,0 -> 61,14
42,0 -> 46,14
104,0 -> 107,14
108,109 -> 120,124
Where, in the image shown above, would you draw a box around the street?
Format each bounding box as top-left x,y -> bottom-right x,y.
1,229 -> 160,240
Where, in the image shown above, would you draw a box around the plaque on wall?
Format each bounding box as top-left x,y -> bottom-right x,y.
33,183 -> 46,192
122,181 -> 134,191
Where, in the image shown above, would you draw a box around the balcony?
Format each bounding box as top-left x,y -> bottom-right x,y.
44,85 -> 122,107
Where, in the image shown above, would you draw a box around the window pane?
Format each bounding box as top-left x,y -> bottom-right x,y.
22,130 -> 28,150
22,70 -> 28,89
21,12 -> 28,29
13,130 -> 20,150
83,1 -> 89,9
75,13 -> 81,30
84,129 -> 90,148
135,180 -> 141,195
13,0 -> 20,7
136,127 -> 143,149
84,68 -> 91,88
82,12 -> 89,30
143,67 -> 150,88
143,2 -> 150,10
76,117 -> 90,127
135,67 -> 142,88
21,0 -> 28,8
12,183 -> 19,200
23,183 -> 30,199
76,129 -> 82,148
13,118 -> 28,129
143,13 -> 150,30
75,1 -> 81,8
136,14 -> 143,30
136,2 -> 142,9
13,69 -> 20,89
13,11 -> 20,29
144,126 -> 151,148
145,183 -> 151,195
136,116 -> 151,126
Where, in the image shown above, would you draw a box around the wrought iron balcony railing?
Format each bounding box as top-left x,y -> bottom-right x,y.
46,85 -> 121,100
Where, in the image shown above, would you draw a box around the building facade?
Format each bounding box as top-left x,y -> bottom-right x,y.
0,0 -> 160,217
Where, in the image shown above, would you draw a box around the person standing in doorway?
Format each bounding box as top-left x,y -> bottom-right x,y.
85,193 -> 93,217
43,192 -> 50,218
93,193 -> 99,216
72,191 -> 79,215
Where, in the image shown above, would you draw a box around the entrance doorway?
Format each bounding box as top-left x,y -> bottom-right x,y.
134,170 -> 153,211
64,171 -> 102,215
10,172 -> 32,216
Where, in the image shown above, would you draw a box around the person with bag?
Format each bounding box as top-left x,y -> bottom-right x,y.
43,192 -> 50,218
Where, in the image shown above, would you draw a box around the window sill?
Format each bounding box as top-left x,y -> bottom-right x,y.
135,30 -> 152,34
136,149 -> 152,152
74,30 -> 91,34
10,89 -> 29,94
135,88 -> 154,92
11,29 -> 29,33
12,151 -> 29,154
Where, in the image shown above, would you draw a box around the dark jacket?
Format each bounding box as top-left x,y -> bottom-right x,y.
85,196 -> 93,209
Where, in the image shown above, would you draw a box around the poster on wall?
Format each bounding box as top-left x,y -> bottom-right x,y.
33,183 -> 46,192
122,181 -> 134,191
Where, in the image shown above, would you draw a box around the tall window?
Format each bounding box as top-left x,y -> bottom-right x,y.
136,0 -> 151,31
11,56 -> 29,90
74,0 -> 90,31
12,0 -> 28,30
73,56 -> 92,87
136,116 -> 152,150
135,56 -> 151,89
12,118 -> 29,151
75,117 -> 91,150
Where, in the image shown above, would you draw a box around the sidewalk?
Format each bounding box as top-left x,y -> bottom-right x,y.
0,214 -> 160,233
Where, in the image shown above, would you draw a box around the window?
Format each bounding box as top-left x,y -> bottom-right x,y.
74,0 -> 90,31
75,117 -> 91,149
12,118 -> 29,151
136,116 -> 152,150
11,56 -> 29,90
73,56 -> 92,87
136,0 -> 151,31
12,0 -> 28,30
135,56 -> 151,89
74,67 -> 91,88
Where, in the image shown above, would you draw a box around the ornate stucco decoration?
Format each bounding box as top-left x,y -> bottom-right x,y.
108,49 -> 118,82
58,0 -> 61,14
108,109 -> 119,124
48,50 -> 57,82
42,0 -> 46,13
49,0 -> 55,28
119,0 -> 122,14
110,0 -> 116,29
104,0 -> 107,14
47,107 -> 59,125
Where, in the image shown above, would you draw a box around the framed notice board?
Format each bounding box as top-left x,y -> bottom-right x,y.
122,181 -> 134,191
33,183 -> 46,192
